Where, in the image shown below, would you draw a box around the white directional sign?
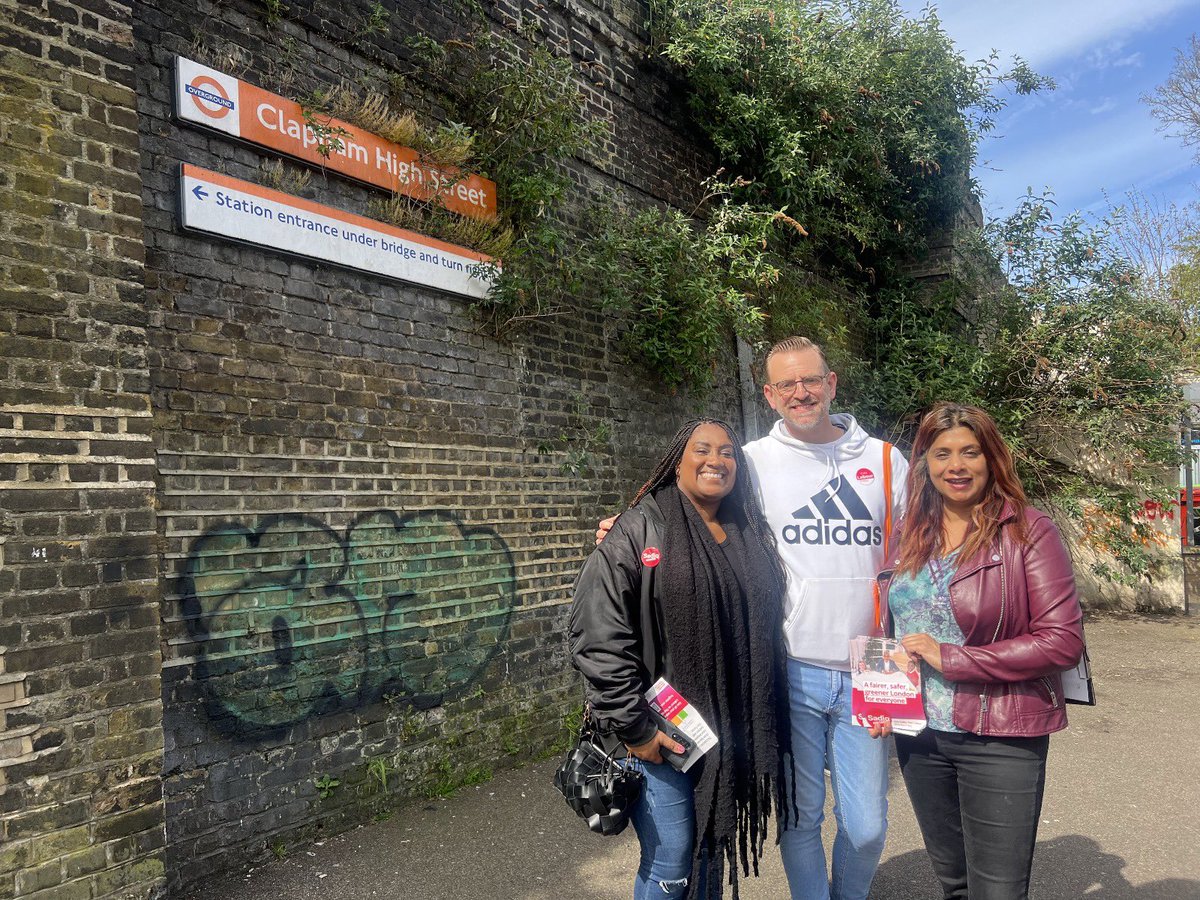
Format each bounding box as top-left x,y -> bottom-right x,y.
179,164 -> 496,299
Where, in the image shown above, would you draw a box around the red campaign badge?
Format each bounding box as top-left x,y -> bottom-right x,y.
641,547 -> 662,567
856,468 -> 875,485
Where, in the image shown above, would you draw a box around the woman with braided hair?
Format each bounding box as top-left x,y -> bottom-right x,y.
569,418 -> 791,899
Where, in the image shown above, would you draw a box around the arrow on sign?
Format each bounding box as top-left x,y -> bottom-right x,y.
192,185 -> 209,201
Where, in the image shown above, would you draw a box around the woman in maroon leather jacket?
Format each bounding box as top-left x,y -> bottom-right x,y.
872,403 -> 1084,900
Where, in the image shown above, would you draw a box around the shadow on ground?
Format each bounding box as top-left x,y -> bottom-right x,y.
873,834 -> 1200,900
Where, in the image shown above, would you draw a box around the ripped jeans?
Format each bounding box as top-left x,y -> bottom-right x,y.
629,759 -> 694,899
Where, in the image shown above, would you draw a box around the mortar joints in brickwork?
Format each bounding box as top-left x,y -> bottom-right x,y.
0,405 -> 152,419
0,649 -> 33,767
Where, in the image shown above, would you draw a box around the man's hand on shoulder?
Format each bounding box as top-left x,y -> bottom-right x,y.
595,515 -> 617,546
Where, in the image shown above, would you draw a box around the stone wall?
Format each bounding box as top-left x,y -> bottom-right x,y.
0,0 -> 166,898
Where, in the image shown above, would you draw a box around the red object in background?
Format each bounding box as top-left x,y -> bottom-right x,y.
1175,490 -> 1200,547
1140,494 -> 1200,546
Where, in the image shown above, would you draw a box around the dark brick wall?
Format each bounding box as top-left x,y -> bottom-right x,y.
131,0 -> 741,891
0,0 -> 166,898
3,1 -> 983,894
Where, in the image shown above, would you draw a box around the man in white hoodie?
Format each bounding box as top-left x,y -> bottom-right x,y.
746,336 -> 908,900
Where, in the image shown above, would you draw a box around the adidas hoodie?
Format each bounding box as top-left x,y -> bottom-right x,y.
743,413 -> 908,670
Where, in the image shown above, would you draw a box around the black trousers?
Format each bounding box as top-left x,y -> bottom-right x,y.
895,729 -> 1050,900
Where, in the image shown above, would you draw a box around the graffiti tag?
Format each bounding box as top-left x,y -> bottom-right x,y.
179,509 -> 517,738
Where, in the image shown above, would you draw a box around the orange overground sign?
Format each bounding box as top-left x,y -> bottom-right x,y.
174,56 -> 497,221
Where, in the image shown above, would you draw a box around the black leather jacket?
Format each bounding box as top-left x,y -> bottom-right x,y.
568,496 -> 669,748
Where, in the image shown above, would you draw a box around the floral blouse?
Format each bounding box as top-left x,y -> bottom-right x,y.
888,551 -> 966,733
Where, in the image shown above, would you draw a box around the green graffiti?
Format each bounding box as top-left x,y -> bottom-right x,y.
180,509 -> 517,738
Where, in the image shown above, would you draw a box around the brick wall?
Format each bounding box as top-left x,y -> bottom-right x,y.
2,0 -> 807,893
0,1 -> 166,898
131,0 -> 742,891
0,0 -> 986,894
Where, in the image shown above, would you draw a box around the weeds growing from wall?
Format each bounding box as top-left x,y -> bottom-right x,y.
314,774 -> 340,800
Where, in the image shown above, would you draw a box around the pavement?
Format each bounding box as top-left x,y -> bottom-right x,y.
186,614 -> 1200,900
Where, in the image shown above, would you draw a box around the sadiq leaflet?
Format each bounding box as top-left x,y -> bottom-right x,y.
850,635 -> 927,736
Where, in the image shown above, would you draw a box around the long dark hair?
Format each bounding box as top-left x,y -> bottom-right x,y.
629,418 -> 781,578
897,403 -> 1028,576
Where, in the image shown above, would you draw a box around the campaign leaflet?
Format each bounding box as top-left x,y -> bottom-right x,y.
850,636 -> 926,736
644,678 -> 718,773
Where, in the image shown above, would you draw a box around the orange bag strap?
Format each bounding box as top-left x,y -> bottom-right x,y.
872,442 -> 894,633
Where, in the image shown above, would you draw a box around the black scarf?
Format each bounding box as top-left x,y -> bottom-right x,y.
654,483 -> 790,899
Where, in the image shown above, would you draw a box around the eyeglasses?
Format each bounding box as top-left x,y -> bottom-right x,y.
769,375 -> 829,394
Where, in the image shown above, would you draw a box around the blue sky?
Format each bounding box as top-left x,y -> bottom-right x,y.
899,1 -> 1200,220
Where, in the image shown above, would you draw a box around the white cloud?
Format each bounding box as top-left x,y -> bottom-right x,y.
1090,98 -> 1119,114
977,107 -> 1198,214
1085,41 -> 1126,70
909,0 -> 1200,68
1084,42 -> 1145,70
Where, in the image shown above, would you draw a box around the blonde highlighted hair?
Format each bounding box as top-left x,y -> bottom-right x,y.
764,336 -> 829,378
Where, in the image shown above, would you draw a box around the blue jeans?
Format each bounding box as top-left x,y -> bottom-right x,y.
779,659 -> 889,900
629,759 -> 694,899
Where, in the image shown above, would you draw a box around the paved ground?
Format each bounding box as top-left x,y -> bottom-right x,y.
187,614 -> 1200,899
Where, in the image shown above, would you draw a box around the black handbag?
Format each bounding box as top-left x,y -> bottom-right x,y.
553,708 -> 644,836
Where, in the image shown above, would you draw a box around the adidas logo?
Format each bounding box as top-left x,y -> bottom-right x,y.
782,476 -> 882,546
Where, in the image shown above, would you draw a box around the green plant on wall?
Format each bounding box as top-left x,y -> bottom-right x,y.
260,158 -> 311,194
367,756 -> 391,794
354,2 -> 389,43
262,0 -> 286,27
314,773 -> 341,800
581,176 -> 799,389
424,758 -> 493,800
535,392 -> 614,475
438,29 -> 609,337
546,703 -> 584,756
299,97 -> 354,161
385,696 -> 426,743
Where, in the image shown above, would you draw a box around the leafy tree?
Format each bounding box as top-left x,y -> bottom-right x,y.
649,0 -> 1048,279
1137,35 -> 1200,369
982,195 -> 1184,493
862,193 -> 1187,579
